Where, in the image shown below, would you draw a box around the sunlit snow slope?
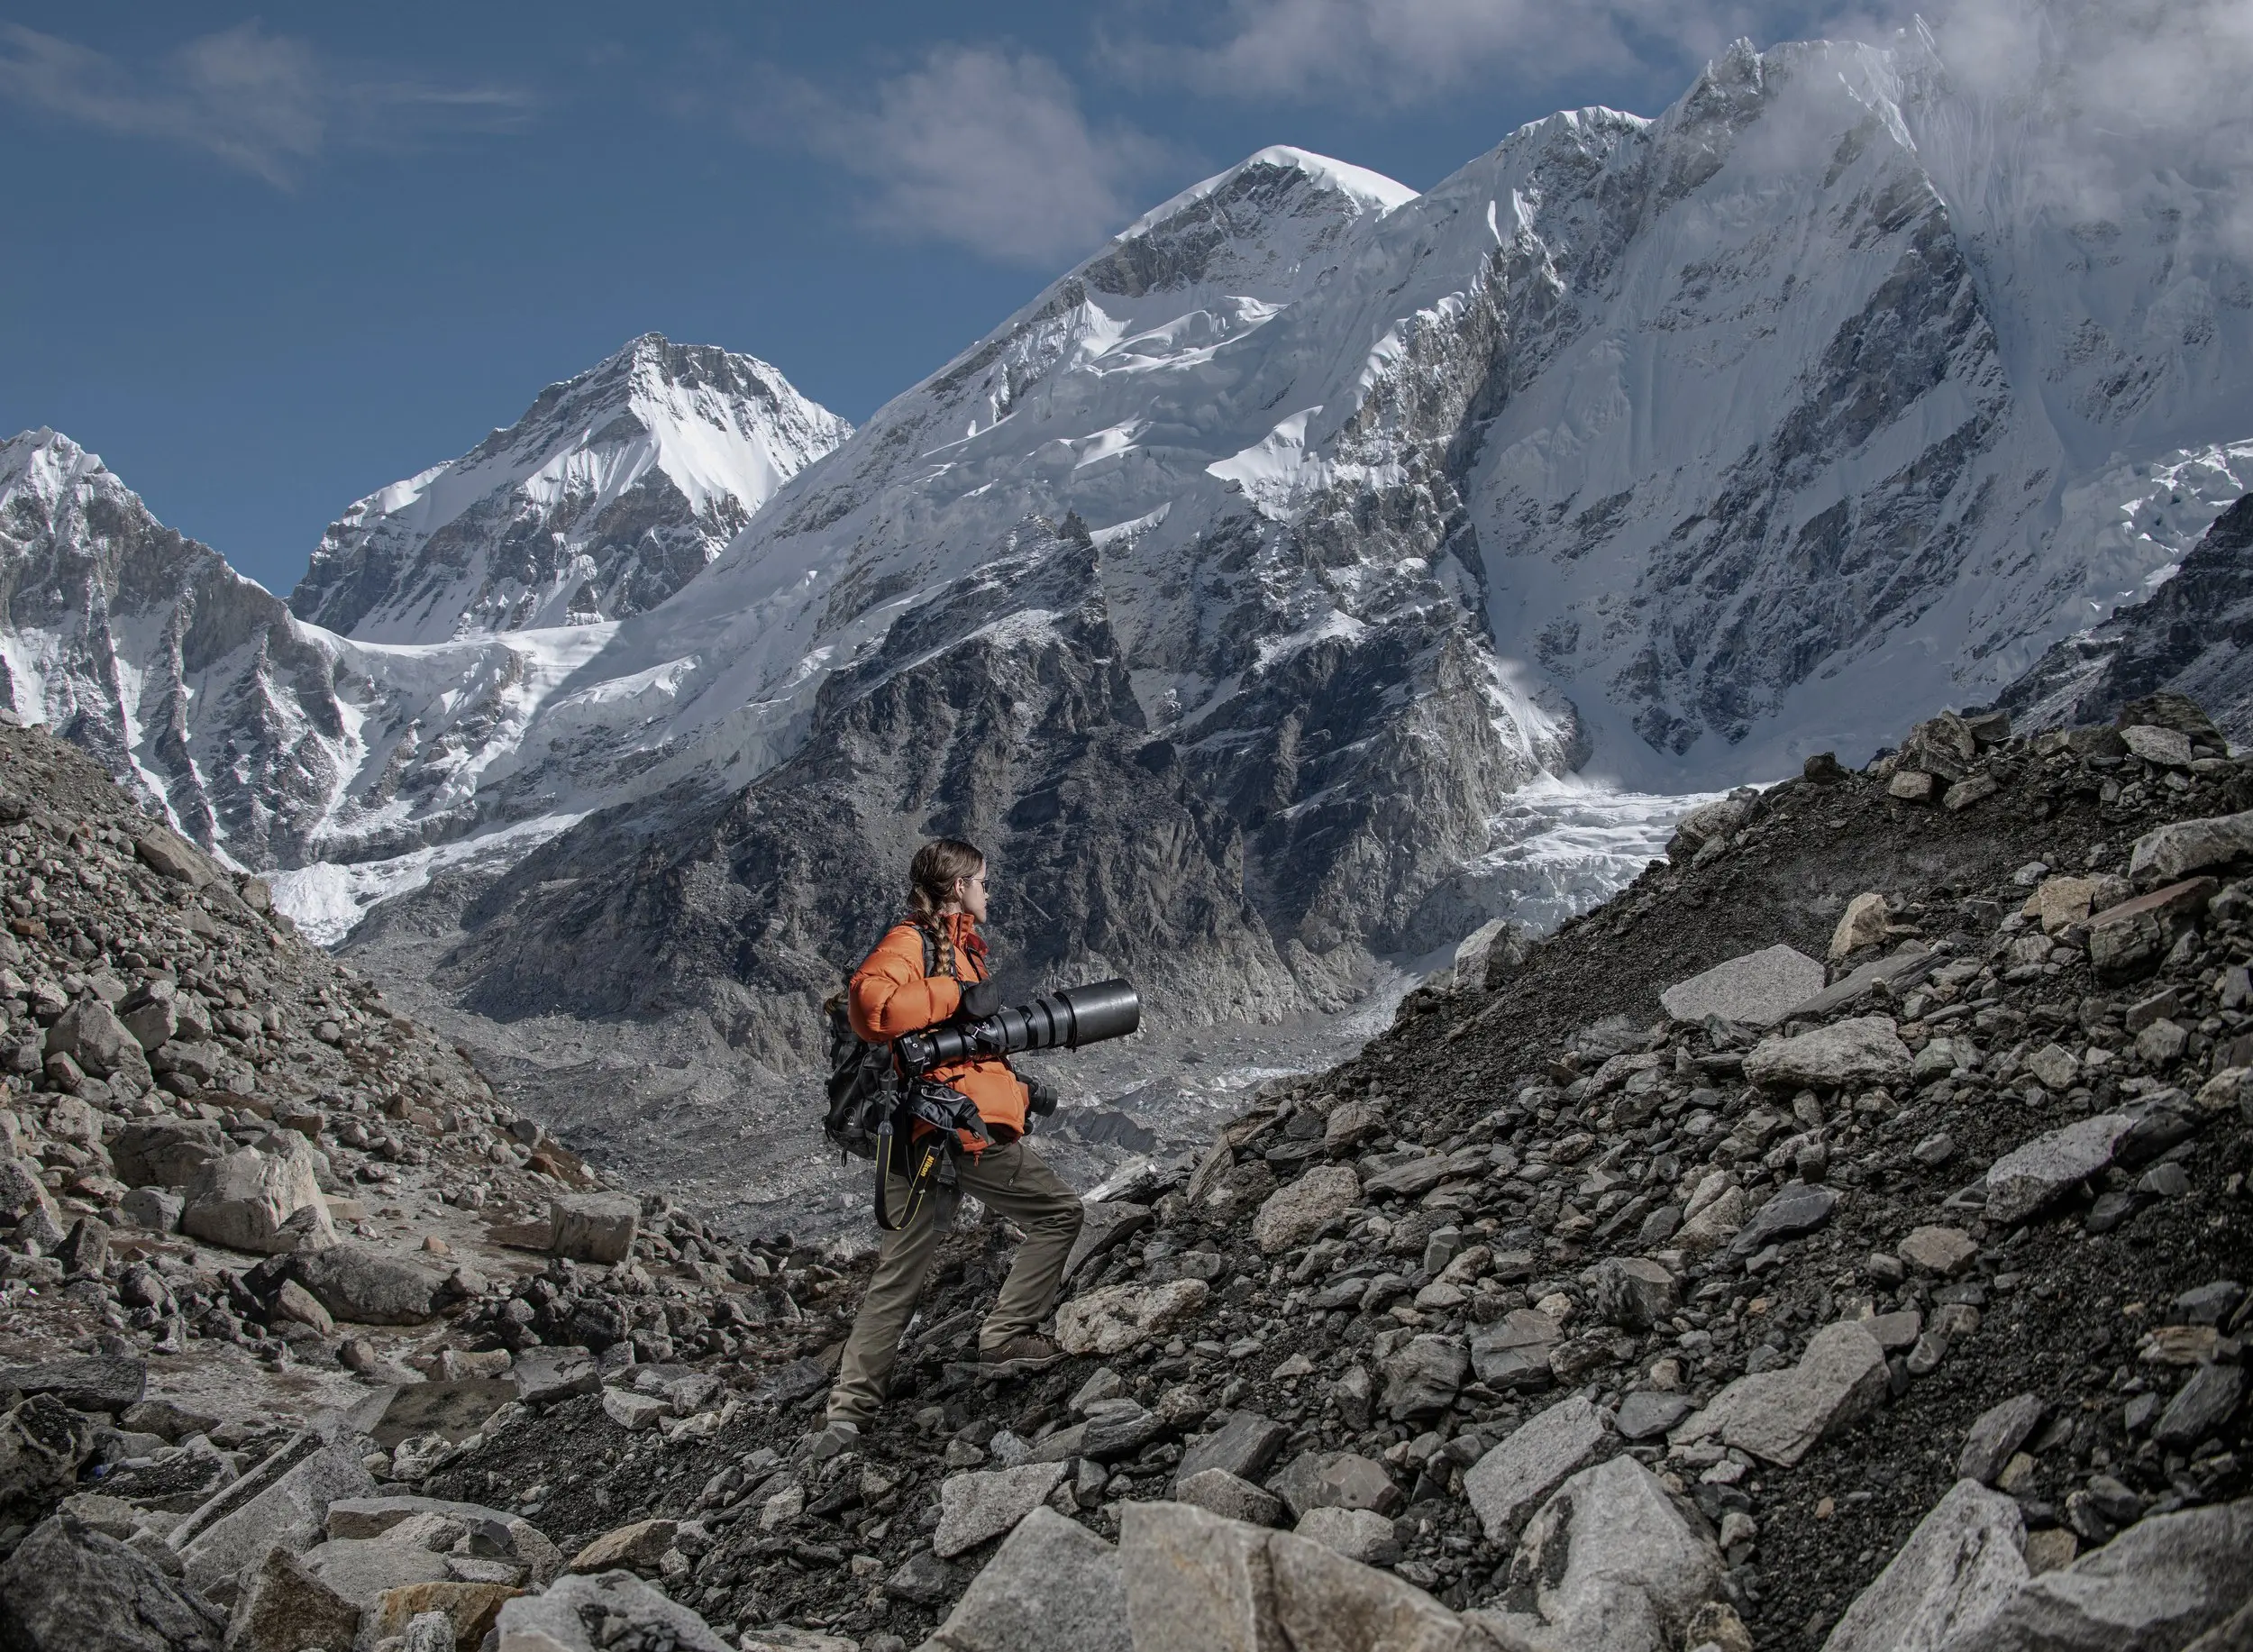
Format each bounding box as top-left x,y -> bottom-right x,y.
290,334 -> 851,643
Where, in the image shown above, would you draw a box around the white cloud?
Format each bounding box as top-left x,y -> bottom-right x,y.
761,46 -> 1182,268
1108,0 -> 1781,105
0,21 -> 531,188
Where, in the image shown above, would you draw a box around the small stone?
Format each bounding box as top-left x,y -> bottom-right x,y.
883,1548 -> 959,1604
1830,895 -> 1891,960
602,1390 -> 669,1431
2023,1044 -> 2079,1091
1174,1468 -> 1285,1526
1728,1182 -> 1837,1258
1379,1334 -> 1467,1422
1252,1164 -> 1361,1253
1958,1393 -> 2046,1485
1889,771 -> 1937,802
1944,775 -> 2000,811
1898,1226 -> 1977,1276
1593,1256 -> 1679,1329
1614,1391 -> 1694,1441
1291,1506 -> 1400,1566
2153,1364 -> 2245,1447
1912,1133 -> 1957,1167
1173,1410 -> 1288,1490
2135,1018 -> 2189,1065
2021,1528 -> 2077,1575
570,1518 -> 678,1572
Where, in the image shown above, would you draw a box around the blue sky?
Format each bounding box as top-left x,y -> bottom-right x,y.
0,0 -> 1862,595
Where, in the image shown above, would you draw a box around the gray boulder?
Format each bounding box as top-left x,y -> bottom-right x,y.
0,1514 -> 226,1652
173,1436 -> 376,1604
44,999 -> 151,1087
179,1143 -> 333,1255
1674,1321 -> 1888,1467
1744,1016 -> 1911,1089
1982,1115 -> 2136,1226
512,1346 -> 601,1405
293,1244 -> 444,1326
1471,1456 -> 1720,1652
110,1119 -> 226,1189
492,1569 -> 732,1651
0,1395 -> 96,1526
926,1506 -> 1131,1652
934,1462 -> 1068,1558
1464,1394 -> 1610,1540
225,1543 -> 362,1652
0,1355 -> 145,1414
2130,810 -> 2253,883
1820,1480 -> 2027,1652
1938,1497 -> 2253,1652
1659,945 -> 1825,1028
548,1193 -> 638,1263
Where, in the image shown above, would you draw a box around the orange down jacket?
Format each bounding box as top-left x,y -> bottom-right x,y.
849,912 -> 1027,1145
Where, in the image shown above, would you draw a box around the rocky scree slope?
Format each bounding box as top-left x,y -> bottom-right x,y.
332,697 -> 2249,1651
2003,493 -> 2253,747
3,693 -> 2248,1649
0,716 -> 827,1649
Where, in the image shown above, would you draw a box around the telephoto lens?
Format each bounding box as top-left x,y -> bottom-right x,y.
895,979 -> 1141,1072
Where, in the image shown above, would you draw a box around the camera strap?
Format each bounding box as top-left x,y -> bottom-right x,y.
872,1080 -> 990,1233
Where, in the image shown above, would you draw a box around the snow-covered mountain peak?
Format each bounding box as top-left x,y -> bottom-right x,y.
288,333 -> 851,644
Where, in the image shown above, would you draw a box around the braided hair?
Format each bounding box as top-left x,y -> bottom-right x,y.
906,838 -> 984,980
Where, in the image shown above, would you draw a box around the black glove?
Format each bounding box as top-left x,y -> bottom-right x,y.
958,979 -> 1003,1020
1026,1077 -> 1060,1117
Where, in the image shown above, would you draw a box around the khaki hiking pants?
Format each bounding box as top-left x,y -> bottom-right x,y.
826,1136 -> 1083,1427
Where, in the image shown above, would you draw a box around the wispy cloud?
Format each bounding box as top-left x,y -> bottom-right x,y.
1103,0 -> 1783,106
742,46 -> 1183,268
0,21 -> 532,188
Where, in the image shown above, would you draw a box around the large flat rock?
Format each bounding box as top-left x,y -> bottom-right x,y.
1660,945 -> 1825,1027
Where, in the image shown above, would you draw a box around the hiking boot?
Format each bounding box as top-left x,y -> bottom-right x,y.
978,1334 -> 1065,1374
804,1418 -> 862,1461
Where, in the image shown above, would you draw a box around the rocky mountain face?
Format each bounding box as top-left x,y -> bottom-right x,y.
5,699 -> 2247,1652
288,334 -> 852,643
2002,493 -> 2253,744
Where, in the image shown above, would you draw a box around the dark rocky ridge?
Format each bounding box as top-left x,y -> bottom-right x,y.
2003,492 -> 2253,744
2,696 -> 2249,1650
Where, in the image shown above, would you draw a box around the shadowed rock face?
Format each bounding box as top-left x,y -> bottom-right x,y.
2002,494 -> 2253,743
0,430 -> 348,863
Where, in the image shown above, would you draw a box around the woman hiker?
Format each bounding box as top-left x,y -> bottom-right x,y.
812,838 -> 1083,1452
